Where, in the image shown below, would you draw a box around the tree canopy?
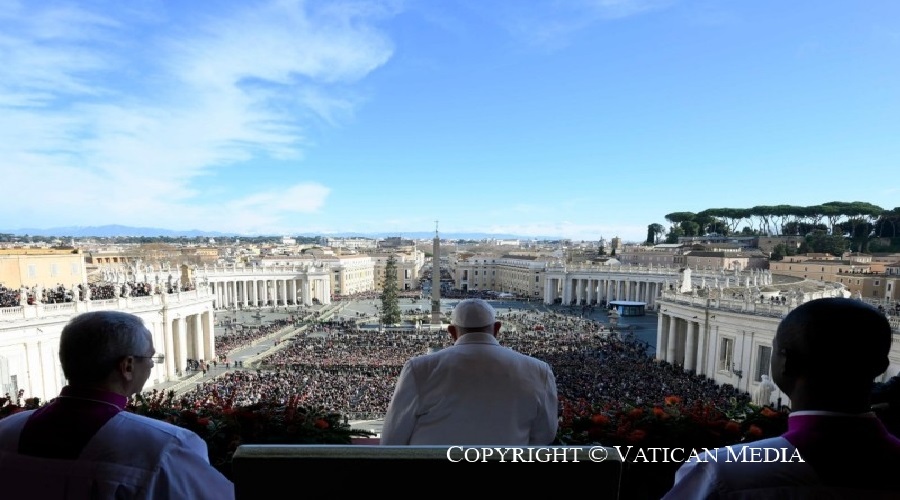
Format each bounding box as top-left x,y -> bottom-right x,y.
650,202 -> 899,253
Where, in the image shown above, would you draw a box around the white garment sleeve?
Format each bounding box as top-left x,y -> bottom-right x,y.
530,364 -> 559,445
156,430 -> 235,500
662,456 -> 721,500
380,360 -> 419,445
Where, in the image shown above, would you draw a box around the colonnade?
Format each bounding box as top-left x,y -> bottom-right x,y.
544,272 -> 667,308
656,313 -> 708,375
156,308 -> 216,380
0,290 -> 216,403
202,267 -> 331,309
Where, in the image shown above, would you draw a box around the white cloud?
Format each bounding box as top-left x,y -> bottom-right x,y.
494,0 -> 676,49
0,0 -> 395,231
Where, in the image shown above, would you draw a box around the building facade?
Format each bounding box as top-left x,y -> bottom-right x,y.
0,249 -> 87,289
0,289 -> 216,403
655,285 -> 900,407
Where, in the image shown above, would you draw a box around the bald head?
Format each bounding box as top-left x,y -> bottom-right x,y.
774,298 -> 891,401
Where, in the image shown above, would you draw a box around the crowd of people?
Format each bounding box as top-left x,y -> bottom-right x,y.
0,279 -> 200,306
183,308 -> 750,420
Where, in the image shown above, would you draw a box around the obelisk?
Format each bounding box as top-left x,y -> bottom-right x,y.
432,221 -> 441,325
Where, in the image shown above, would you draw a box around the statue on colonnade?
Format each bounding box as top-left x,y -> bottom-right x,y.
680,267 -> 693,293
754,375 -> 776,406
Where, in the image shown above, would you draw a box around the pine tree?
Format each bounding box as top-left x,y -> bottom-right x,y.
380,254 -> 401,325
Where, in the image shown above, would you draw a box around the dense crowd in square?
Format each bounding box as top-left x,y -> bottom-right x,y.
182,308 -> 750,421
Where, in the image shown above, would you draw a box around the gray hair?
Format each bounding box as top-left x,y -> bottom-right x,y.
59,311 -> 151,385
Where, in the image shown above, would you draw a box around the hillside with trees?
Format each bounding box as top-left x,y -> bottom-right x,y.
644,202 -> 900,255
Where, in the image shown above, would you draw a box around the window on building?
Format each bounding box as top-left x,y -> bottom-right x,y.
71,263 -> 79,275
718,338 -> 734,372
28,265 -> 37,278
755,346 -> 772,382
50,264 -> 59,277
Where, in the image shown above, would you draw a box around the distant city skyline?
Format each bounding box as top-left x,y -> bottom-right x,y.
2,1 -> 898,242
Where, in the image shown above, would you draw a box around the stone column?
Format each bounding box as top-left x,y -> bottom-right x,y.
696,322 -> 707,377
562,277 -> 573,305
176,316 -> 188,376
656,313 -> 667,361
301,277 -> 310,306
193,313 -> 203,362
163,318 -> 176,379
204,310 -> 215,361
685,321 -> 697,372
666,316 -> 677,363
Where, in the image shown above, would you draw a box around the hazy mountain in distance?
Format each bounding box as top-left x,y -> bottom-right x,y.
0,225 -> 572,241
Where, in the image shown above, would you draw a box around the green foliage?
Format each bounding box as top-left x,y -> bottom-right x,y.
665,227 -> 684,244
799,230 -> 849,255
646,223 -> 665,245
379,255 -> 401,325
769,243 -> 797,261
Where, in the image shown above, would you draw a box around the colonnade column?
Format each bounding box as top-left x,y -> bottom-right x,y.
163,318 -> 176,379
666,316 -> 677,363
204,310 -> 215,361
696,321 -> 708,377
656,313 -> 667,361
684,320 -> 697,372
176,316 -> 187,376
193,314 -> 203,362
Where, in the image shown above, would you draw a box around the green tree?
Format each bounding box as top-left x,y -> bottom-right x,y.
379,255 -> 401,325
799,230 -> 849,256
646,223 -> 665,245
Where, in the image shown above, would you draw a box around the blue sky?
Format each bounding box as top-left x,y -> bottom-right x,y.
1,0 -> 898,242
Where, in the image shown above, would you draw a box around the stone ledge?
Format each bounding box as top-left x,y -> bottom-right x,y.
232,445 -> 627,497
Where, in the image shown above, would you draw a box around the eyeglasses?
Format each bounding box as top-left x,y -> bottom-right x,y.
133,354 -> 166,364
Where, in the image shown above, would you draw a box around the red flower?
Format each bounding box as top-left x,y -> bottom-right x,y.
628,429 -> 646,442
746,424 -> 763,438
761,407 -> 779,418
664,396 -> 682,406
590,414 -> 609,425
724,421 -> 741,434
627,408 -> 644,419
314,419 -> 329,429
652,407 -> 668,420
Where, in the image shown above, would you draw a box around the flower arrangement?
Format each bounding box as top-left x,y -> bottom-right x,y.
0,389 -> 371,479
129,390 -> 373,477
557,395 -> 789,449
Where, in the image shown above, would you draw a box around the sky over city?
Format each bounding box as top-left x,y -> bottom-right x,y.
1,0 -> 898,242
